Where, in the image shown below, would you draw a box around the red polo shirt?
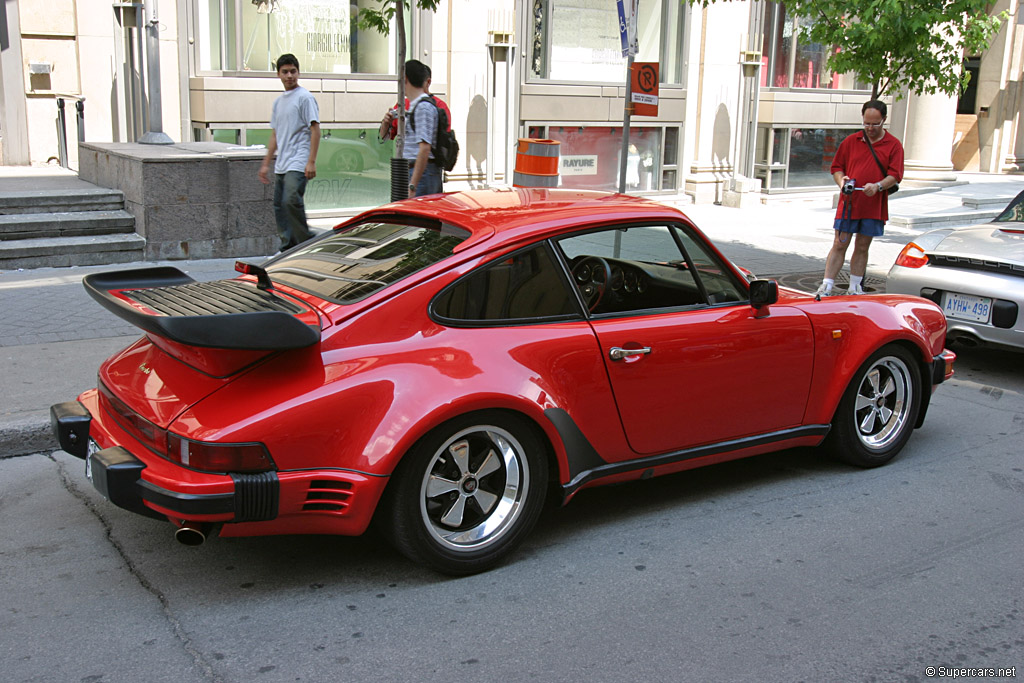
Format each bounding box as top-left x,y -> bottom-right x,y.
831,130 -> 904,221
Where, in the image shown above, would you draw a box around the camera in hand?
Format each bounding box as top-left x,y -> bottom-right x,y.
841,178 -> 856,195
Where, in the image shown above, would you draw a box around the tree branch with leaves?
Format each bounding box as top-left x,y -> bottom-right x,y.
697,0 -> 1007,100
356,0 -> 442,158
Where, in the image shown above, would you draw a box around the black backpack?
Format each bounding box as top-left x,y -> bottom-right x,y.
409,95 -> 459,173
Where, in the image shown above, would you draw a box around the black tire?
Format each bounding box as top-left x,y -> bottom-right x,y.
381,411 -> 549,575
826,344 -> 922,467
330,149 -> 363,173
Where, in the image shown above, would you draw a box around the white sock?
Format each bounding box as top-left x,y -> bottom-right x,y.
821,278 -> 834,292
849,274 -> 863,289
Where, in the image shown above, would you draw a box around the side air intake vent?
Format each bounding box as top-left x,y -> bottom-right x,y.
302,479 -> 353,513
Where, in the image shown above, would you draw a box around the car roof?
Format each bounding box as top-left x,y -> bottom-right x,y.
337,188 -> 692,253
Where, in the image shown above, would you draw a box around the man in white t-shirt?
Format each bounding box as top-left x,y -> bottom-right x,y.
257,53 -> 320,251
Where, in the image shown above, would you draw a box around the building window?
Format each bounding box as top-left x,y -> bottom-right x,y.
760,2 -> 866,90
196,0 -> 401,75
528,125 -> 666,192
754,126 -> 856,190
530,0 -> 686,84
197,124 -> 394,211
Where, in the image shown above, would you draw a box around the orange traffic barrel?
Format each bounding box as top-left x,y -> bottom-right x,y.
513,138 -> 560,187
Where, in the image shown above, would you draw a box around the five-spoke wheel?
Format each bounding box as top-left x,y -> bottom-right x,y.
827,345 -> 921,467
381,412 -> 548,575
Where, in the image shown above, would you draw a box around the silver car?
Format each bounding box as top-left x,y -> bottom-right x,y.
886,190 -> 1024,351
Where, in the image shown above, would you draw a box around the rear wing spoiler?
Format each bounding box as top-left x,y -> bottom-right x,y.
83,266 -> 321,350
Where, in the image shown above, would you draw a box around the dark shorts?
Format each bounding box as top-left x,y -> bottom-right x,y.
833,218 -> 884,237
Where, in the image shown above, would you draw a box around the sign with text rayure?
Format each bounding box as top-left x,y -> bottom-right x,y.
631,62 -> 659,117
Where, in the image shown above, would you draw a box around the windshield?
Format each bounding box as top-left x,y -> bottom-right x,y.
266,220 -> 469,303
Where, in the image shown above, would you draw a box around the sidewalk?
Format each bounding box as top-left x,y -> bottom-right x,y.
2,169 -> 1023,457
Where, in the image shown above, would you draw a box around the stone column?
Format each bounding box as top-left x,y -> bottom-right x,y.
892,90 -> 959,184
1005,80 -> 1024,172
684,2 -> 751,203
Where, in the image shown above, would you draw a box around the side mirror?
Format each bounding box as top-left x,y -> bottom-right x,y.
749,279 -> 778,309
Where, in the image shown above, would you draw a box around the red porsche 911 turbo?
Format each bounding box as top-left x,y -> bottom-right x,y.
52,188 -> 955,574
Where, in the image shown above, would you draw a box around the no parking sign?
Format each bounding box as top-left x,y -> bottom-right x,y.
631,62 -> 659,117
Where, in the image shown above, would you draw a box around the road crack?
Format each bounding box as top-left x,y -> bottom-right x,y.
49,453 -> 223,683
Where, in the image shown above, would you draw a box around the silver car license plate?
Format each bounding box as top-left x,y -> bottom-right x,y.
942,291 -> 992,323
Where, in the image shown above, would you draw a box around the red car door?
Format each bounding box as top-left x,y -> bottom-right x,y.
591,304 -> 814,455
556,222 -> 815,456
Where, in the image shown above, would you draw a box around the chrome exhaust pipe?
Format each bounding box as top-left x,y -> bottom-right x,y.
174,522 -> 208,546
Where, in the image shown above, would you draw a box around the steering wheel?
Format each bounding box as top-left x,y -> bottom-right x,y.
571,256 -> 612,312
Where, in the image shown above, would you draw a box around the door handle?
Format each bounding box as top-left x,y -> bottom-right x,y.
609,346 -> 651,361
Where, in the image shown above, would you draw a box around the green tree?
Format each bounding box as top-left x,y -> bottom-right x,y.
356,1 -> 442,161
757,0 -> 1007,99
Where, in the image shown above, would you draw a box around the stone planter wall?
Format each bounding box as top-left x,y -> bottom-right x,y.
78,142 -> 277,260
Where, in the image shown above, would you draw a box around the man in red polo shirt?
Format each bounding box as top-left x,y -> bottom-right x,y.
817,100 -> 904,296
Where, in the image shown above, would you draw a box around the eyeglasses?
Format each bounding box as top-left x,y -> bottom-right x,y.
863,122 -> 884,128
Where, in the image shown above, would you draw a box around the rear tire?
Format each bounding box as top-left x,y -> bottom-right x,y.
826,345 -> 922,468
381,411 -> 548,575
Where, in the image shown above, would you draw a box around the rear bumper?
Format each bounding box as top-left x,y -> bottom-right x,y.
50,399 -> 386,536
51,400 -> 274,521
887,265 -> 1024,350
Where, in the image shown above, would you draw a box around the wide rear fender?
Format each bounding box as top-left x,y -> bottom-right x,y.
175,315 -> 627,486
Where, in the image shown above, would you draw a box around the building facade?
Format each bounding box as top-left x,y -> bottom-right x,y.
2,0 -> 1021,214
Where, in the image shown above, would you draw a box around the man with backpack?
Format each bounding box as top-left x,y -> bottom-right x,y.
379,60 -> 456,197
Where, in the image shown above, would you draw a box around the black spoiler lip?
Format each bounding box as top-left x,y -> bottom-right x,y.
83,266 -> 321,350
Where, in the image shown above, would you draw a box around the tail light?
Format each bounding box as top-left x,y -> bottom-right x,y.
99,383 -> 274,473
895,242 -> 929,269
166,433 -> 275,473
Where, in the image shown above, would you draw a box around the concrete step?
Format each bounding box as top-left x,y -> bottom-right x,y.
0,210 -> 136,240
0,188 -> 125,214
0,233 -> 147,270
888,208 -> 1001,229
961,195 -> 1014,210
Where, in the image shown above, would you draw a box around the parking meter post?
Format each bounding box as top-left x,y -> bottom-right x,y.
56,98 -> 69,168
76,99 -> 86,142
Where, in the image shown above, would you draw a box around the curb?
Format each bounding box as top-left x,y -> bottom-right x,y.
0,414 -> 54,458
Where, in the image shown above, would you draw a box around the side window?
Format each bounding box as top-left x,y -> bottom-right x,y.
432,244 -> 579,323
555,224 -> 747,315
672,230 -> 747,304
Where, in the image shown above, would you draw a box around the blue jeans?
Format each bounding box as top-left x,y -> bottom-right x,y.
413,162 -> 443,197
273,171 -> 313,251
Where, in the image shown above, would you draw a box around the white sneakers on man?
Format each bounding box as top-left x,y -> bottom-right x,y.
814,283 -> 833,297
848,284 -> 865,295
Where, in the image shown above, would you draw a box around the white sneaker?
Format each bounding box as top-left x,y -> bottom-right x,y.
814,284 -> 832,297
848,284 -> 865,295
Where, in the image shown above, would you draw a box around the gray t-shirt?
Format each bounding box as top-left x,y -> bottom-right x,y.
270,86 -> 319,174
403,93 -> 437,162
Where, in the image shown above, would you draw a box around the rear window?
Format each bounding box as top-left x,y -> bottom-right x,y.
266,220 -> 469,303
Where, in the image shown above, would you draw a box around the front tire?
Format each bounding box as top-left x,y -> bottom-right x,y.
826,345 -> 922,467
381,412 -> 549,575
